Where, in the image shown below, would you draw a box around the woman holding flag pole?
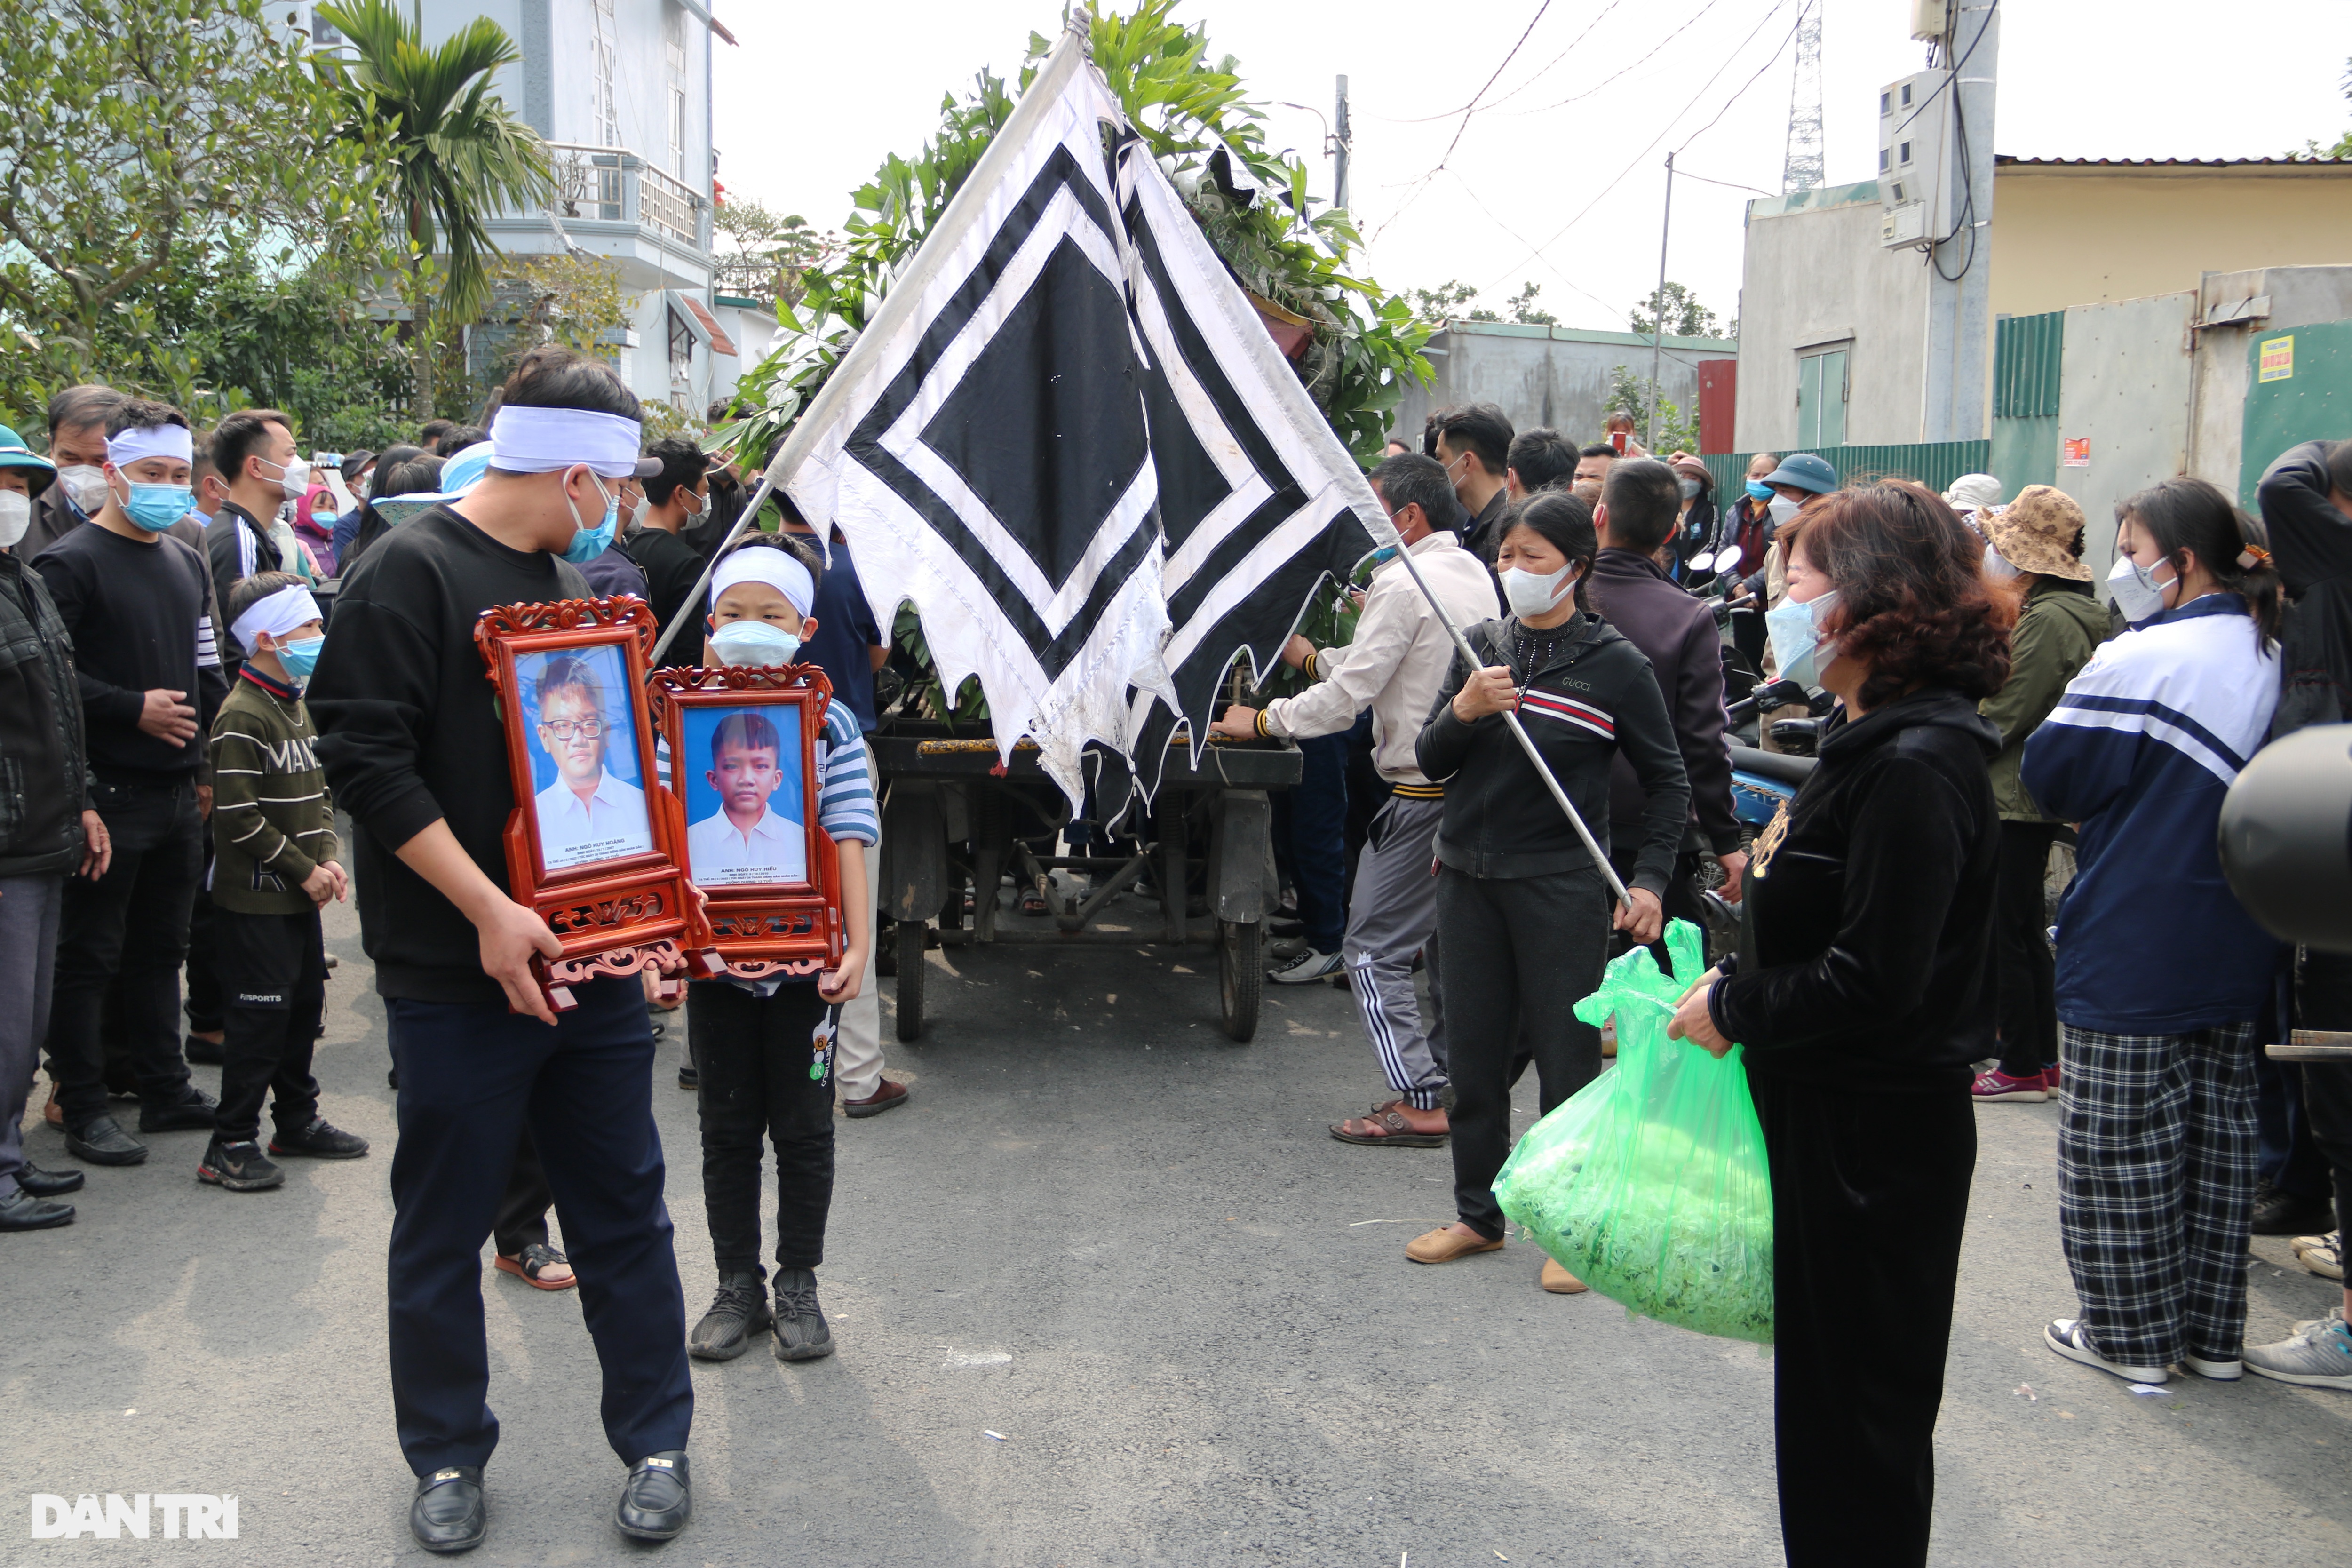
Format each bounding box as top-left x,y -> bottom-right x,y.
1409,490 -> 1690,1288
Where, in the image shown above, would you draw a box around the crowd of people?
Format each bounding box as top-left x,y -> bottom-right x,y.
5,357 -> 2352,1564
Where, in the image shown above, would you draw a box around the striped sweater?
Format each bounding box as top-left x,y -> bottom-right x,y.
209,667 -> 340,914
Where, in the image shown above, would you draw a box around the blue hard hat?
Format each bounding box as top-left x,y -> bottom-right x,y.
1763,453 -> 1838,494
0,424 -> 57,498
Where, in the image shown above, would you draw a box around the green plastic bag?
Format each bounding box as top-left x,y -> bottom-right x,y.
1494,919 -> 1775,1344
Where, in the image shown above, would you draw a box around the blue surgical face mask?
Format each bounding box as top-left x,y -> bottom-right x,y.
709,620 -> 802,668
1765,589 -> 1839,690
275,634 -> 325,684
123,482 -> 195,533
1745,479 -> 1774,503
562,474 -> 617,565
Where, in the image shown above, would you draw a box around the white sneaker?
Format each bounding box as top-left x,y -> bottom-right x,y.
2180,1353 -> 2243,1381
2294,1230 -> 2344,1281
2044,1319 -> 2168,1384
2245,1313 -> 2352,1389
1268,949 -> 1343,985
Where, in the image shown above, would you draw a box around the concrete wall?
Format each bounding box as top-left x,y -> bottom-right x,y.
1992,166 -> 2352,322
1732,181 -> 1935,452
2050,293 -> 2196,587
1390,322 -> 1734,451
2188,265 -> 2352,494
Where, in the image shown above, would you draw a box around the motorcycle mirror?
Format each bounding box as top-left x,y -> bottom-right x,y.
1690,551 -> 1716,573
1713,543 -> 1744,574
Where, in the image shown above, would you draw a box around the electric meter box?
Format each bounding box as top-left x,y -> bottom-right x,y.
1877,68 -> 1955,248
1908,0 -> 1950,41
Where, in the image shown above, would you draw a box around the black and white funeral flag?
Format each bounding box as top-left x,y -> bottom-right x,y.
777,26 -> 1388,805
1112,135 -> 1383,796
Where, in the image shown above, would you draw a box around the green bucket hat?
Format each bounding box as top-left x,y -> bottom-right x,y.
0,425 -> 57,499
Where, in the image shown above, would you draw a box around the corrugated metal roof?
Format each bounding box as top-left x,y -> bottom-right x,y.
1994,155 -> 2352,169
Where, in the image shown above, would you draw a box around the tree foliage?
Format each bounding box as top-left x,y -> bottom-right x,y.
712,198 -> 842,310
2288,58 -> 2352,159
1630,282 -> 1732,341
0,0 -> 396,430
321,0 -> 553,412
719,0 -> 1432,469
1605,364 -> 1698,455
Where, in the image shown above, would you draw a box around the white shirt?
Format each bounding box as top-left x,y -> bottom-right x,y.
686,802 -> 807,886
534,769 -> 652,871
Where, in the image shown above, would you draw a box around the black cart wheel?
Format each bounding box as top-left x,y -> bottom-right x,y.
895,919 -> 926,1041
1218,920 -> 1261,1043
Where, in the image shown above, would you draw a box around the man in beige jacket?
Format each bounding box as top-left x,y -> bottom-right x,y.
1212,454 -> 1499,1147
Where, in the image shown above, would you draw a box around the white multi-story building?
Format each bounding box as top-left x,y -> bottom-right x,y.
301,0 -> 741,414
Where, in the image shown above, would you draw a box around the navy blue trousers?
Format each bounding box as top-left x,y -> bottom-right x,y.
385,976 -> 691,1475
1270,732 -> 1349,954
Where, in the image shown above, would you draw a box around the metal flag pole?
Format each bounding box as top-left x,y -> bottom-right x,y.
1369,522 -> 1633,914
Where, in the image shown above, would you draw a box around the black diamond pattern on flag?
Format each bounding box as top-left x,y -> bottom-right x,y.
784,62 -> 1175,802
1112,135 -> 1383,800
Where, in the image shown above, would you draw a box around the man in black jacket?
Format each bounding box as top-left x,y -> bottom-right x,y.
0,432 -> 106,1229
34,399 -> 224,1170
1583,457 -> 1748,934
1431,402 -> 1514,570
310,346 -> 691,1554
204,409 -> 302,668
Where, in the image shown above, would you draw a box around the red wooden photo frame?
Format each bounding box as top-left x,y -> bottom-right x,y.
648,666 -> 846,981
475,597 -> 721,1012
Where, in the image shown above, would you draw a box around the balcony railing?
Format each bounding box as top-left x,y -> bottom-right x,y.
544,142 -> 706,249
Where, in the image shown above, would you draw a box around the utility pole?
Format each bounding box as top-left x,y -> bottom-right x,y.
1648,152 -> 1674,451
1333,75 -> 1351,211
1923,1 -> 1998,443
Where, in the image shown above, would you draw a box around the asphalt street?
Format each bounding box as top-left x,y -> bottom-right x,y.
6,888 -> 2351,1567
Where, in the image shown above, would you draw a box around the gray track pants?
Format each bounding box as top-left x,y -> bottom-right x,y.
0,874 -> 64,1199
1342,795 -> 1448,1110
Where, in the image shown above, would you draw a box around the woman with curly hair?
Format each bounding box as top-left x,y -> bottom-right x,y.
2023,478 -> 2284,1389
1668,481 -> 2010,1568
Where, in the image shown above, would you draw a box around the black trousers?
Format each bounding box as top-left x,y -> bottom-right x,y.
2295,952 -> 2352,1228
383,976 -> 691,1474
1994,820 -> 2060,1078
1436,865 -> 1611,1240
493,1129 -> 556,1258
687,979 -> 836,1276
1749,1072 -> 1977,1568
212,907 -> 325,1142
46,775 -> 200,1126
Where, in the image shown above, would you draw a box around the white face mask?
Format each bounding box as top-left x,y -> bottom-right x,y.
1983,541 -> 2021,581
262,454 -> 312,501
1500,561 -> 1577,620
0,490 -> 30,548
2107,551 -> 2174,624
57,464 -> 109,514
1767,495 -> 1802,528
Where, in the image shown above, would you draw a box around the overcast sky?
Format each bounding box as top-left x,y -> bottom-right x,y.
712,0 -> 2352,338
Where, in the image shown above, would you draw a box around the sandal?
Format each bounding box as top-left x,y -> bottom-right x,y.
1330,1099 -> 1448,1148
495,1242 -> 577,1291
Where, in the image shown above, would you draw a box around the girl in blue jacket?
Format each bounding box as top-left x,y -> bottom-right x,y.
2023,477 -> 2283,1387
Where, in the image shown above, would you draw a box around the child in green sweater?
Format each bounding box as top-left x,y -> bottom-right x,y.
201,570 -> 368,1191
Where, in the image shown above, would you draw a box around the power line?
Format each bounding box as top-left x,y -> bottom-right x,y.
1671,165 -> 1777,197
1369,0 -> 1605,125
1477,0 -> 1800,292
1504,0 -> 1730,118
1367,0 -> 1554,240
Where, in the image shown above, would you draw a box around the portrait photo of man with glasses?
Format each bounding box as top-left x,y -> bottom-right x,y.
522,650 -> 652,872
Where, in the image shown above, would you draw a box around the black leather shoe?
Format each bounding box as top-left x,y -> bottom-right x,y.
0,1188 -> 75,1230
2251,1180 -> 2335,1237
18,1163 -> 84,1197
615,1451 -> 690,1541
687,1272 -> 771,1361
409,1465 -> 485,1554
64,1115 -> 148,1166
183,1033 -> 225,1065
138,1084 -> 218,1133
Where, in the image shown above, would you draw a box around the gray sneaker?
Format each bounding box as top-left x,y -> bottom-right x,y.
2245,1312 -> 2352,1389
1269,949 -> 1343,985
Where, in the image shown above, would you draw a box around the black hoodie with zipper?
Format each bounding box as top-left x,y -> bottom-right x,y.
1416,610 -> 1689,895
1710,687 -> 2002,1090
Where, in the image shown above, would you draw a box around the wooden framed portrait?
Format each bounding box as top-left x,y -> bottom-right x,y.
649,666 -> 845,980
476,597 -> 721,1011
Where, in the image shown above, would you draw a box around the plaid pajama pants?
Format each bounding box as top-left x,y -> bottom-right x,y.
2057,1021 -> 2260,1369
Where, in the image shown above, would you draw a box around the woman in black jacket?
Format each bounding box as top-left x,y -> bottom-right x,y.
1668,482 -> 2010,1568
1409,491 -> 1691,1288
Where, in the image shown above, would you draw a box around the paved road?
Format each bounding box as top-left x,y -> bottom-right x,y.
7,891 -> 2351,1565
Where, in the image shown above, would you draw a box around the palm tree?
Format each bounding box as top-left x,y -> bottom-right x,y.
321,0 -> 553,412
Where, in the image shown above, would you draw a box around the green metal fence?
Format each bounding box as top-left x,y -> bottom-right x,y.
1700,441 -> 1994,500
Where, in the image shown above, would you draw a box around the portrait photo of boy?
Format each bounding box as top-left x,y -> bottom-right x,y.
683,708 -> 807,886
